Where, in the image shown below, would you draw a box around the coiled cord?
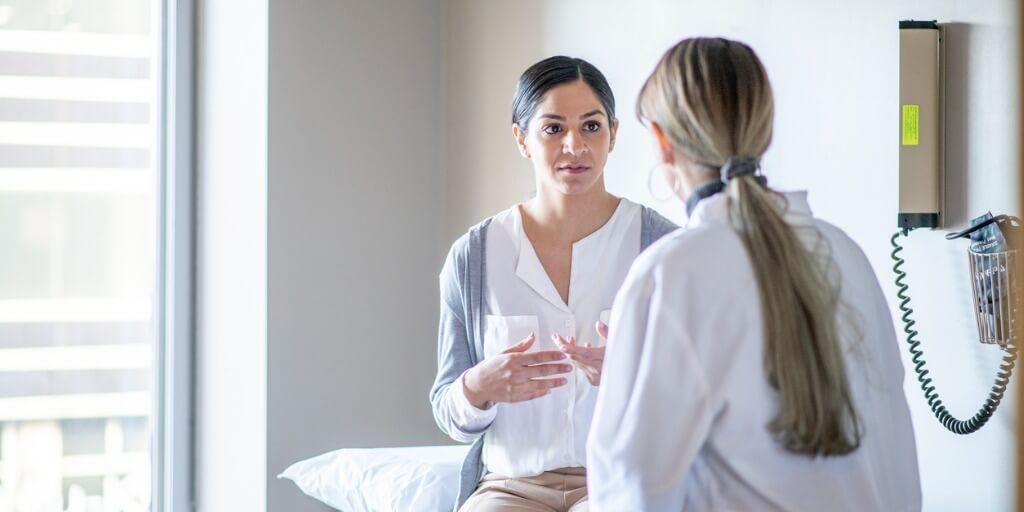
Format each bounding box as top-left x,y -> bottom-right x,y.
890,230 -> 1017,434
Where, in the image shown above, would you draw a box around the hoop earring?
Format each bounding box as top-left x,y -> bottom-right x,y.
647,163 -> 679,202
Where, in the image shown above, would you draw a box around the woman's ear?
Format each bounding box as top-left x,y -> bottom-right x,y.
608,117 -> 620,153
512,124 -> 530,159
649,122 -> 675,165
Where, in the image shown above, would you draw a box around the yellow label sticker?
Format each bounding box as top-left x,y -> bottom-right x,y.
902,104 -> 919,146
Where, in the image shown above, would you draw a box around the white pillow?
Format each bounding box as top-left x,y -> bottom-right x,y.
278,444 -> 470,512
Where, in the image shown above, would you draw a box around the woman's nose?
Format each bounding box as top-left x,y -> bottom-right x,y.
562,131 -> 587,155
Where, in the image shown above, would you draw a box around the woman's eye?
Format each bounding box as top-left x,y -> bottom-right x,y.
542,124 -> 562,135
584,122 -> 601,132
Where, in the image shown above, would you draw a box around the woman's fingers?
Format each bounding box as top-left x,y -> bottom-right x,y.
535,377 -> 568,389
566,355 -> 600,385
518,349 -> 566,365
567,354 -> 598,369
558,343 -> 582,355
559,343 -> 600,357
528,378 -> 567,399
551,333 -> 573,347
535,334 -> 606,388
567,346 -> 604,382
554,334 -> 603,356
509,377 -> 567,402
524,363 -> 573,379
595,321 -> 609,340
503,332 -> 536,354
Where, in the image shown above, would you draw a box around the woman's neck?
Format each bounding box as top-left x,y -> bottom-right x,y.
521,184 -> 620,246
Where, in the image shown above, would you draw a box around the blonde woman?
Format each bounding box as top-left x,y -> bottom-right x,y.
586,38 -> 921,511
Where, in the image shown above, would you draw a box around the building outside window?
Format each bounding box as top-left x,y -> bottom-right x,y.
0,1 -> 159,511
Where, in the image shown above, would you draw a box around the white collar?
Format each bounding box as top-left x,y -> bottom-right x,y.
513,199 -> 631,312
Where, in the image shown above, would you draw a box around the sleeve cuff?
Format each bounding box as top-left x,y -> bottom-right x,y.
451,370 -> 497,432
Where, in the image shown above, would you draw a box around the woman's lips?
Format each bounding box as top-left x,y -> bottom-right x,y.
558,165 -> 590,174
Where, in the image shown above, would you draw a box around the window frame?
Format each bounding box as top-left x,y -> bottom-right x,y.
153,0 -> 196,510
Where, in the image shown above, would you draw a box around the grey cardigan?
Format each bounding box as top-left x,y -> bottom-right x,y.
429,206 -> 678,511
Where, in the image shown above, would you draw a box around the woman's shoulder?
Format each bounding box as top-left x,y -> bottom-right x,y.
445,219 -> 489,268
637,202 -> 678,228
597,197 -> 679,250
444,206 -> 519,271
633,202 -> 680,247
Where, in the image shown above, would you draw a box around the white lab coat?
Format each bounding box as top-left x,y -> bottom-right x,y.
587,191 -> 921,512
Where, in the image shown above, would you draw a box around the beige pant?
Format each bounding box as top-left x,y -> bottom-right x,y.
460,467 -> 588,512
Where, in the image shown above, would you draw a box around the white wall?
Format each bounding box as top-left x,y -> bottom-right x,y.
194,2 -> 449,510
195,0 -> 268,511
266,1 -> 448,511
442,0 -> 545,242
443,1 -> 1019,510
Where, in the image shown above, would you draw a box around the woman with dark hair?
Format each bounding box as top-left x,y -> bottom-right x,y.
587,38 -> 920,510
429,56 -> 677,511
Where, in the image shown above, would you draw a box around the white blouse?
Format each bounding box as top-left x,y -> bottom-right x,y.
449,198 -> 643,478
587,191 -> 921,511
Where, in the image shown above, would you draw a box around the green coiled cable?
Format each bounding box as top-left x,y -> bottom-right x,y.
890,230 -> 1017,434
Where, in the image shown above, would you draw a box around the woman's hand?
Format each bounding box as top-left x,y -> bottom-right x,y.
553,321 -> 609,386
463,333 -> 573,409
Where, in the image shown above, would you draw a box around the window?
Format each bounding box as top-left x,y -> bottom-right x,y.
0,1 -> 191,510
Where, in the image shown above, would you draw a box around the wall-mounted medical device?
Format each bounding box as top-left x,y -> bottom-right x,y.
891,20 -> 1019,434
898,20 -> 943,230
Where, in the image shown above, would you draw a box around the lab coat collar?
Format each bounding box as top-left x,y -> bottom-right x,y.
685,180 -> 726,217
687,190 -> 814,228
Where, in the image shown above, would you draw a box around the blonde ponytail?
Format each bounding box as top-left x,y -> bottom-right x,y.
638,38 -> 860,456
